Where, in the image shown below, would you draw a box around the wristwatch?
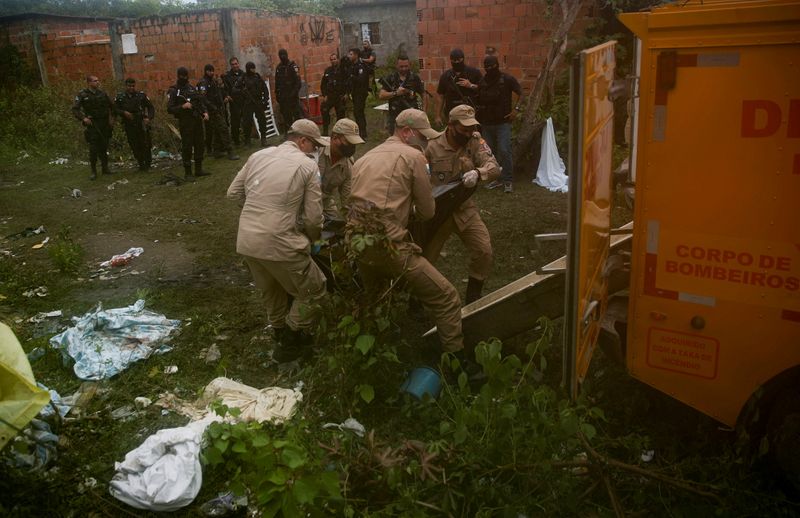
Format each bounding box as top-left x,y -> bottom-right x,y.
514,105 -> 522,112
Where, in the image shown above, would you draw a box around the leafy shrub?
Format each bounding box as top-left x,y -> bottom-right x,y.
47,227 -> 85,275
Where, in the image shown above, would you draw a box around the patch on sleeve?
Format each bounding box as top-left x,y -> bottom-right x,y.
478,138 -> 493,155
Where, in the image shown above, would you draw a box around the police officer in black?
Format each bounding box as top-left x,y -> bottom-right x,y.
347,47 -> 370,138
320,53 -> 348,136
72,75 -> 114,180
114,77 -> 155,171
167,67 -> 210,181
275,48 -> 301,133
360,39 -> 377,96
222,57 -> 245,146
198,64 -> 239,160
378,54 -> 425,134
435,48 -> 482,126
234,62 -> 270,147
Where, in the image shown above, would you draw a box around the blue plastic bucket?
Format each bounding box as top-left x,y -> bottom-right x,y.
400,366 -> 441,400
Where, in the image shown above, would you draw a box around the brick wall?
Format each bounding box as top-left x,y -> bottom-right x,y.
417,0 -> 594,95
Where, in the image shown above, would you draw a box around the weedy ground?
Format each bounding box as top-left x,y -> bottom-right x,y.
0,96 -> 797,517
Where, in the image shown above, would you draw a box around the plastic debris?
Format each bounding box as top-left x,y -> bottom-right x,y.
48,299 -> 180,380
7,418 -> 59,470
107,178 -> 130,190
70,188 -> 82,198
27,347 -> 46,362
156,150 -> 173,159
27,310 -> 63,324
200,492 -> 248,516
16,151 -> 30,164
49,157 -> 69,165
322,417 -> 366,437
78,477 -> 98,494
111,378 -> 303,511
99,247 -> 144,268
6,225 -> 45,239
22,286 -> 48,298
163,365 -> 178,374
203,344 -> 221,364
31,237 -> 50,249
134,397 -> 152,409
111,405 -> 136,420
37,383 -> 71,419
641,449 -> 655,463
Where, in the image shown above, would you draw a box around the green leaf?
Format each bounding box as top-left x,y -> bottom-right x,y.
213,438 -> 229,453
202,446 -> 224,465
281,446 -> 307,469
317,471 -> 342,498
251,433 -> 270,448
292,478 -> 317,504
357,383 -> 375,403
454,424 -> 468,444
231,440 -> 248,454
355,334 -> 375,355
376,317 -> 390,331
579,422 -> 597,440
268,469 -> 288,485
347,322 -> 361,337
500,403 -> 517,419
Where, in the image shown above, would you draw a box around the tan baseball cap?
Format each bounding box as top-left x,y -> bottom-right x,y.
332,118 -> 365,144
449,105 -> 479,127
395,109 -> 440,139
288,119 -> 329,147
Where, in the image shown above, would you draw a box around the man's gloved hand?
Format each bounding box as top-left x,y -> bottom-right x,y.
462,169 -> 479,188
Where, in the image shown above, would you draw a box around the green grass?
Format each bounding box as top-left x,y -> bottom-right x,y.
1,105 -> 797,516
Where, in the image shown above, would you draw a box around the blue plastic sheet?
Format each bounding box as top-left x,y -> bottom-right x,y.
49,300 -> 181,380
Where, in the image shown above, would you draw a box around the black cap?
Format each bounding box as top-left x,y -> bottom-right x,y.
177,66 -> 189,77
278,48 -> 288,58
245,61 -> 256,70
204,64 -> 214,72
483,55 -> 499,67
450,48 -> 464,60
124,77 -> 136,85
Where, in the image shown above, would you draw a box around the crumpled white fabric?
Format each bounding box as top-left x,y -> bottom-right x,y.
533,117 -> 569,193
322,417 -> 366,437
49,299 -> 180,380
110,378 -> 303,511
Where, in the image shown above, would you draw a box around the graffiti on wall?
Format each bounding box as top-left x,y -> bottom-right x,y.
299,19 -> 335,46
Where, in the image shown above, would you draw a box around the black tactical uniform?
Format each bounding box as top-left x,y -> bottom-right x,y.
167,73 -> 209,180
222,67 -> 245,145
275,54 -> 301,133
320,61 -> 349,135
72,85 -> 114,179
234,69 -> 270,147
114,88 -> 154,171
348,56 -> 370,138
380,70 -> 424,133
436,65 -> 483,116
198,73 -> 237,158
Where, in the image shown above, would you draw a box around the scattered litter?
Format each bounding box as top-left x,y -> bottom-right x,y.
641,449 -> 655,463
199,492 -> 248,516
27,310 -> 63,324
111,378 -> 303,511
49,299 -> 181,380
82,209 -> 88,213
7,418 -> 59,470
322,417 -> 366,437
134,397 -> 152,409
49,157 -> 69,165
161,409 -> 169,416
61,382 -> 100,418
163,365 -> 178,375
70,188 -> 82,198
203,344 -> 221,364
111,405 -> 136,420
99,247 -> 144,268
23,286 -> 48,298
107,178 -> 129,190
78,477 -> 98,494
6,225 -> 45,239
37,383 -> 71,419
27,347 -> 46,362
16,151 -> 30,164
156,150 -> 173,159
31,237 -> 50,249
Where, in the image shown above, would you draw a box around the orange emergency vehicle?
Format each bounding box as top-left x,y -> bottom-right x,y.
564,0 -> 800,484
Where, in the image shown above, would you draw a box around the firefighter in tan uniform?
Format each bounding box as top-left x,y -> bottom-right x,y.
424,105 -> 500,303
227,119 -> 330,362
318,119 -> 364,220
347,109 -> 466,357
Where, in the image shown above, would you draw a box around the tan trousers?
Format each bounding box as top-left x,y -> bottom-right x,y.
423,207 -> 493,281
357,243 -> 464,352
244,255 -> 327,331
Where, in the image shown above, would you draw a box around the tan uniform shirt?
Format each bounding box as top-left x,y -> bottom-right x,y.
227,141 -> 323,261
349,136 -> 435,243
318,145 -> 353,219
425,131 -> 500,226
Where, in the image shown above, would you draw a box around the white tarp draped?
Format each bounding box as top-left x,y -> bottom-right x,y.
533,117 -> 569,193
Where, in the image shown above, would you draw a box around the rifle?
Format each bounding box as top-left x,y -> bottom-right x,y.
447,71 -> 476,109
172,87 -> 206,119
379,75 -> 421,112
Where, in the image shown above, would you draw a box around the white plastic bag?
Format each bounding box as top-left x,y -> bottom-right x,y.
533,117 -> 568,193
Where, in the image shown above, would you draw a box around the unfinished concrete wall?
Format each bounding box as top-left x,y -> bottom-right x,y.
338,0 -> 418,64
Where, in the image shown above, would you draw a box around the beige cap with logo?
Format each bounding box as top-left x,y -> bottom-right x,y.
449,104 -> 479,126
331,118 -> 365,144
288,119 -> 330,147
395,108 -> 441,139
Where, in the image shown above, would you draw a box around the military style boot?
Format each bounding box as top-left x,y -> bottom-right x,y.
89,163 -> 97,181
273,327 -> 314,363
100,156 -> 111,175
195,160 -> 211,177
465,277 -> 484,304
183,163 -> 195,182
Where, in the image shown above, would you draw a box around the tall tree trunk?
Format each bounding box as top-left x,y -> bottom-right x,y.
513,0 -> 589,170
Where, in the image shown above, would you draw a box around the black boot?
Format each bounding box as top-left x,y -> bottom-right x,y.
273,328 -> 314,363
89,163 -> 97,181
195,160 -> 211,177
183,163 -> 195,182
101,156 -> 111,175
465,277 -> 484,304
